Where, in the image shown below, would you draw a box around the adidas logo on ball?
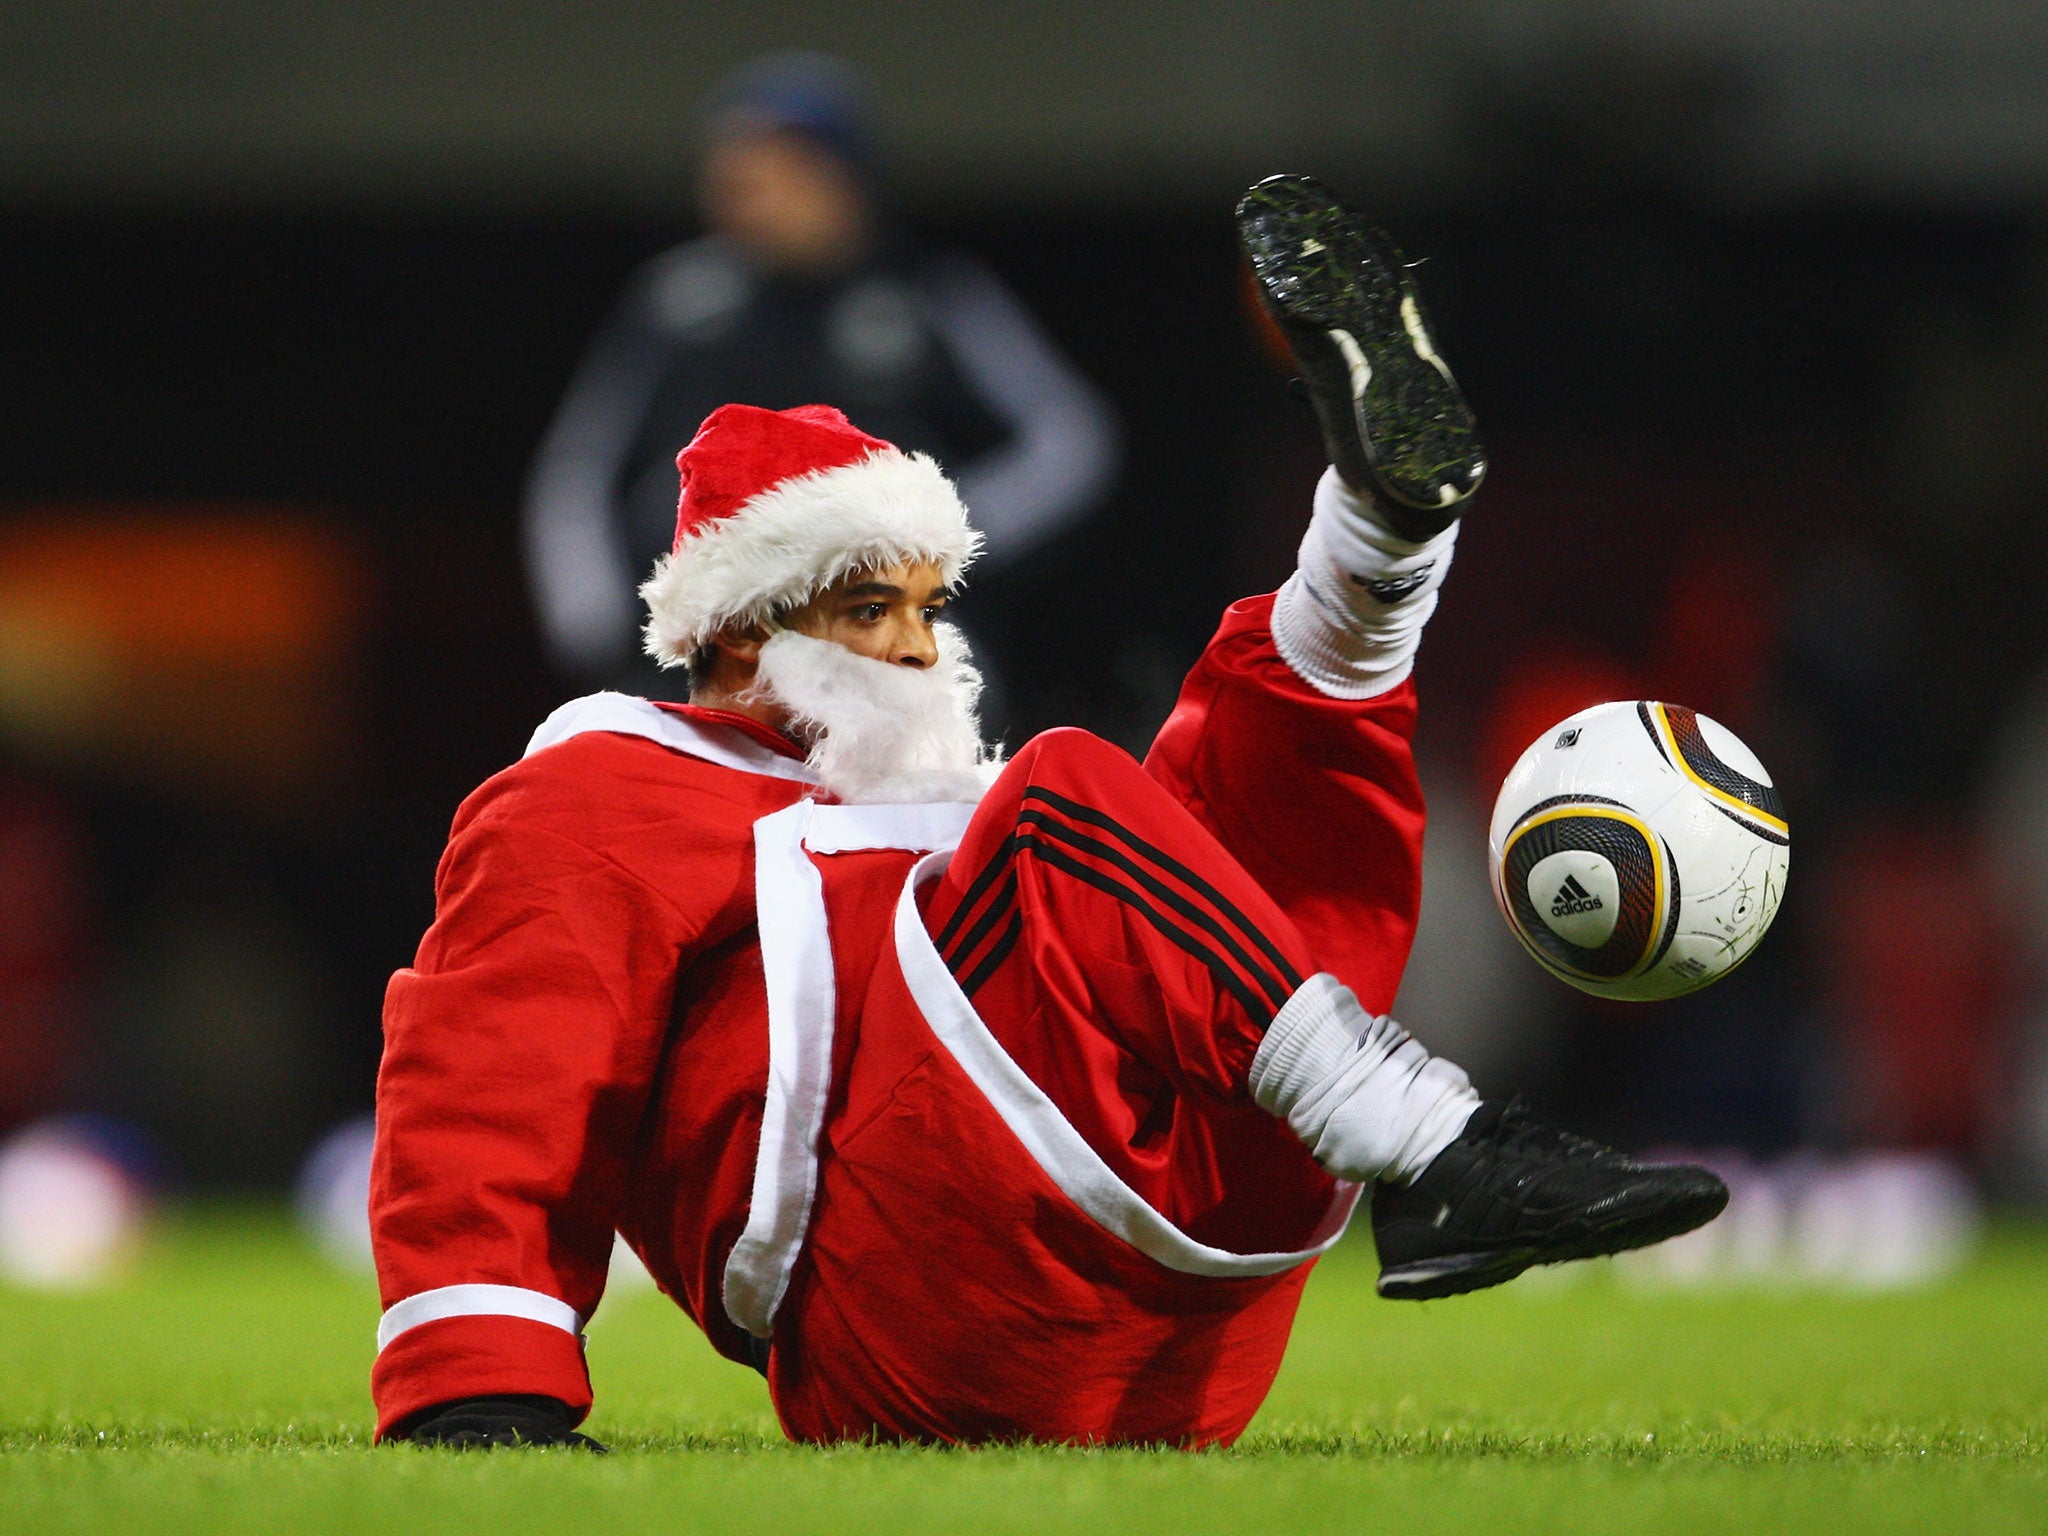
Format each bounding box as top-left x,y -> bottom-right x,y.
1550,875 -> 1604,918
1489,699 -> 1790,1000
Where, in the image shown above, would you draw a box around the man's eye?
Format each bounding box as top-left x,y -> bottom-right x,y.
858,603 -> 888,621
922,605 -> 945,622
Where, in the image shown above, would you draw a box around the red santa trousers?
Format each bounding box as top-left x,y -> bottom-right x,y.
755,728 -> 1364,1444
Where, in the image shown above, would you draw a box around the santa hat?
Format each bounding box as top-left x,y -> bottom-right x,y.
639,403 -> 981,665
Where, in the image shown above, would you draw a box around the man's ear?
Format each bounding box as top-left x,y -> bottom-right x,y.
714,622 -> 771,666
690,623 -> 775,705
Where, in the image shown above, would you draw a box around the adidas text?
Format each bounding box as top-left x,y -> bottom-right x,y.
1551,874 -> 1604,918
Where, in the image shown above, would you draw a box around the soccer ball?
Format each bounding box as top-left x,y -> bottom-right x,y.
1487,701 -> 1789,1001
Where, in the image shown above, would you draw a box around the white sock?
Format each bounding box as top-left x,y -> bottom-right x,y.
1271,468 -> 1459,699
1249,973 -> 1480,1184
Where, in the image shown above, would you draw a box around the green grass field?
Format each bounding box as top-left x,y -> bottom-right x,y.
2,1206 -> 2043,1534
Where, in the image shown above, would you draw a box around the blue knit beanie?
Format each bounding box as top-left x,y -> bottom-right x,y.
704,52 -> 877,174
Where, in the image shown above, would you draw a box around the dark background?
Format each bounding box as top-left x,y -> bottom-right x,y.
6,1 -> 2048,1191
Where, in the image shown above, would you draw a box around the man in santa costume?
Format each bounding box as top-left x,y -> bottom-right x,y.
370,177 -> 1727,1451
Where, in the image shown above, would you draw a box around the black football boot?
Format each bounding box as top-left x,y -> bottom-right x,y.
1235,173 -> 1485,540
1371,1098 -> 1729,1300
396,1394 -> 609,1451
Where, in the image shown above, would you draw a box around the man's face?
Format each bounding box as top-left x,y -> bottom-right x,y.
700,129 -> 869,274
743,557 -> 990,803
782,560 -> 948,667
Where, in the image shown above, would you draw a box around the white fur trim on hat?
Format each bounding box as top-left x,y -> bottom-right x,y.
640,448 -> 981,665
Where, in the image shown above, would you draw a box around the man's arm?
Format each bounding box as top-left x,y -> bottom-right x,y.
915,254 -> 1121,567
369,748 -> 730,1440
522,242 -> 756,676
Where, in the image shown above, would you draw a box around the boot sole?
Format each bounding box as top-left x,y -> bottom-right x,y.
1236,175 -> 1485,516
1375,1182 -> 1731,1301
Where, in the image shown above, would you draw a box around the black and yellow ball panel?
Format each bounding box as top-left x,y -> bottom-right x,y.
1508,792 -> 1625,830
1639,701 -> 1789,844
1501,804 -> 1679,981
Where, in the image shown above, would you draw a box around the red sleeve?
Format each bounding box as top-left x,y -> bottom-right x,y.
368,734 -> 766,1437
1143,593 -> 1427,1013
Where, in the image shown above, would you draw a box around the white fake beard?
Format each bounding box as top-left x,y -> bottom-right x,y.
750,623 -> 1004,804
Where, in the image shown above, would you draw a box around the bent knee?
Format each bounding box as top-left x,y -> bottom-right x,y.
1004,727 -> 1147,790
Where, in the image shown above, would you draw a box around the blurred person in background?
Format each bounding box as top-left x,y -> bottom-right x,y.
523,51 -> 1119,705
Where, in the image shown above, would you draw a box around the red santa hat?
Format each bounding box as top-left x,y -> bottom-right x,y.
639,403 -> 981,665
